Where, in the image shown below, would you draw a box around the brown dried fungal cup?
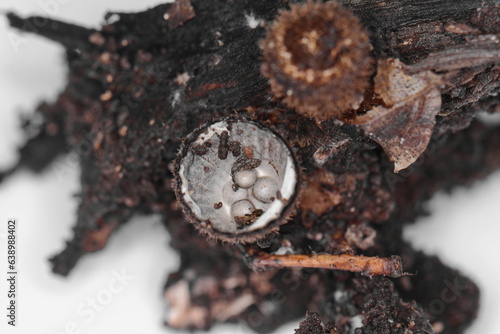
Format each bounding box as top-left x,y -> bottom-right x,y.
261,2 -> 374,120
173,118 -> 299,243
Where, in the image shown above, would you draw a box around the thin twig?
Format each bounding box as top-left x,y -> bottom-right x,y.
250,251 -> 405,278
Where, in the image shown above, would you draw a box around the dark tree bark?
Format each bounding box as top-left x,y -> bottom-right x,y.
3,0 -> 500,333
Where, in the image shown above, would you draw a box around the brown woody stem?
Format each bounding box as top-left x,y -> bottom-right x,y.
251,252 -> 405,278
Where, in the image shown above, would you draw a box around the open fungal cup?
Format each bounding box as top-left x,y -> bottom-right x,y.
174,118 -> 299,242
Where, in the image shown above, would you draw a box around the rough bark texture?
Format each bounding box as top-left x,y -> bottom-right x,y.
3,0 -> 500,333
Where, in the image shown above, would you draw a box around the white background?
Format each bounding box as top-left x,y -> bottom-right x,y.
0,1 -> 499,333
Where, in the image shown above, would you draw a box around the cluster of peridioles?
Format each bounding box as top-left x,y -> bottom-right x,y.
228,167 -> 279,228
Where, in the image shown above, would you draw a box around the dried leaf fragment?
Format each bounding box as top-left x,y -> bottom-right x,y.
165,0 -> 195,30
358,58 -> 442,172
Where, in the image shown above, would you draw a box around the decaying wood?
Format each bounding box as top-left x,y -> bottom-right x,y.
3,0 -> 500,333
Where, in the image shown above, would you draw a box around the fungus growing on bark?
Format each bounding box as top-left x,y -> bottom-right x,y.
173,118 -> 299,242
261,2 -> 374,120
3,1 -> 500,333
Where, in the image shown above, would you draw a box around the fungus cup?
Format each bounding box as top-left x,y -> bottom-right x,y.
173,118 -> 299,242
261,2 -> 374,120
